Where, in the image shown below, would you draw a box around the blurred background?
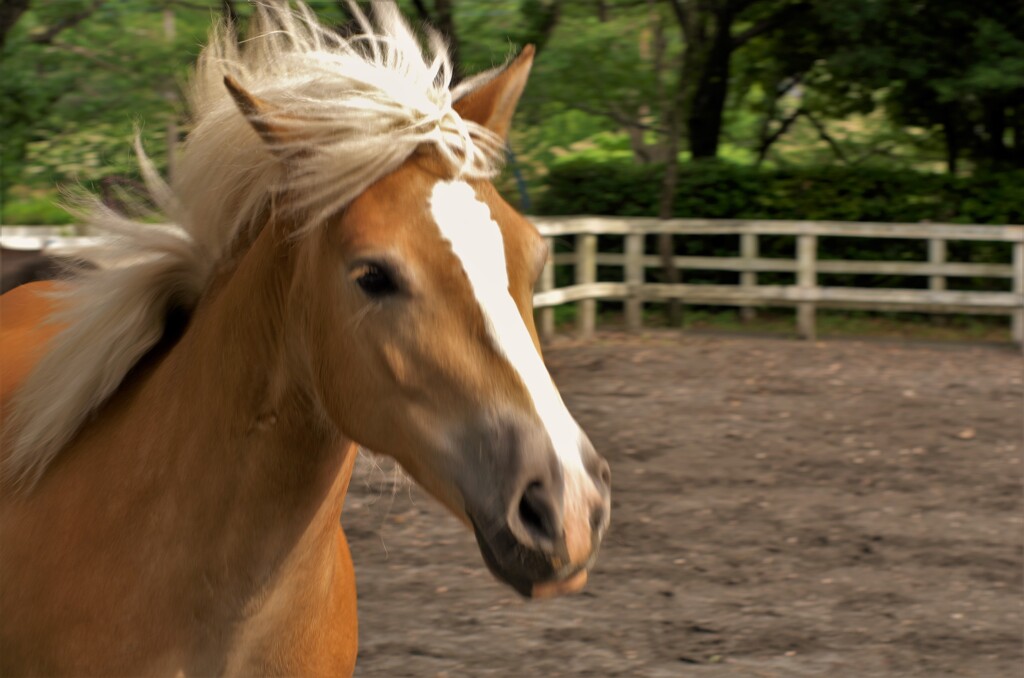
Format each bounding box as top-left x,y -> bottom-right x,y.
2,0 -> 1022,341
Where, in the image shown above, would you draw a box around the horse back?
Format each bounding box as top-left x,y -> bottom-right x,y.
0,281 -> 65,416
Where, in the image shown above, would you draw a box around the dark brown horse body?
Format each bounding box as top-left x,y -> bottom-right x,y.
0,247 -> 65,294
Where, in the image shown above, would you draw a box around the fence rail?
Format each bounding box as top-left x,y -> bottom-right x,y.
531,217 -> 1024,345
4,221 -> 1023,345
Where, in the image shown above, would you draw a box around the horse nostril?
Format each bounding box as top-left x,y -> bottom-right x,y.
593,458 -> 611,492
517,481 -> 560,548
590,506 -> 606,534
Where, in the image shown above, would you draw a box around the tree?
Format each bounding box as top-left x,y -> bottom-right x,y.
405,0 -> 464,81
0,0 -> 31,49
405,0 -> 564,84
750,0 -> 1024,174
664,0 -> 810,160
0,1 -> 211,209
520,1 -> 676,163
522,0 -> 812,166
653,0 -> 808,322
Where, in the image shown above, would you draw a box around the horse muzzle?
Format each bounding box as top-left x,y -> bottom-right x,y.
457,414 -> 611,599
471,517 -> 604,598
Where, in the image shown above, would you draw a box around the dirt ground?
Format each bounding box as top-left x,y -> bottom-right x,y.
343,332 -> 1023,677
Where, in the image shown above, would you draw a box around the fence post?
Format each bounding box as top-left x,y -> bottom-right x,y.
538,236 -> 555,341
928,238 -> 947,292
1013,239 -> 1023,346
740,232 -> 758,322
625,233 -> 644,331
577,234 -> 597,338
928,238 -> 948,329
797,234 -> 817,340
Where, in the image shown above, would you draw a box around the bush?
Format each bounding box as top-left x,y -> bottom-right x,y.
537,158 -> 1024,224
537,159 -> 1023,290
1,195 -> 76,225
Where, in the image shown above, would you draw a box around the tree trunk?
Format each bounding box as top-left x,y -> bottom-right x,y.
0,0 -> 30,49
411,0 -> 464,83
1011,94 -> 1024,169
657,152 -> 682,326
686,7 -> 734,160
942,105 -> 959,175
519,0 -> 562,54
678,0 -> 809,161
625,123 -> 654,164
657,96 -> 685,326
433,0 -> 462,83
983,97 -> 1008,169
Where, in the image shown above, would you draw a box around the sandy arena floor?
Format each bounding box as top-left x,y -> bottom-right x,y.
344,332 -> 1023,677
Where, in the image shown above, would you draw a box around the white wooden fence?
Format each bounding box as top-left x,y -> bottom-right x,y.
531,218 -> 1024,345
5,221 -> 1023,345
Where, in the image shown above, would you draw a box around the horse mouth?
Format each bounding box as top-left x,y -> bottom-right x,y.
470,519 -> 592,599
531,568 -> 589,599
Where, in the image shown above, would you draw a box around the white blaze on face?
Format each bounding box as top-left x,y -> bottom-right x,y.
429,180 -> 586,474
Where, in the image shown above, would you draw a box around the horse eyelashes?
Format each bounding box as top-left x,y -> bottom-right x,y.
356,263 -> 399,297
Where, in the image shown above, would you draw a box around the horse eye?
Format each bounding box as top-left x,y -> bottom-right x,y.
355,263 -> 398,297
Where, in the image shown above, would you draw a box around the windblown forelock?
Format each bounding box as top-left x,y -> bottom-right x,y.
184,0 -> 504,235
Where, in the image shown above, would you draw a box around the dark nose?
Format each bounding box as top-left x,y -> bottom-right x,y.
587,454 -> 612,496
507,451 -> 611,557
586,453 -> 611,537
457,414 -> 611,595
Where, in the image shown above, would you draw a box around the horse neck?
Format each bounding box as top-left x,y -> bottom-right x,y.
112,218 -> 353,599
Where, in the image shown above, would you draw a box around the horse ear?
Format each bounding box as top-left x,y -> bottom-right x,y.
454,45 -> 535,141
223,75 -> 288,148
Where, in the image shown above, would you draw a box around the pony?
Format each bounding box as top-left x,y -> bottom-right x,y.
0,3 -> 611,675
0,246 -> 63,294
0,243 -> 93,295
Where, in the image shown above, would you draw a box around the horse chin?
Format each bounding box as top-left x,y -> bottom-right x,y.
530,568 -> 589,599
470,519 -> 590,599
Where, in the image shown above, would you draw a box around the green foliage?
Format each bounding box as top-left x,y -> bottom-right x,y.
524,7 -> 667,126
537,156 -> 1021,291
3,0 -> 1022,228
0,0 -> 217,211
772,0 -> 1024,171
538,157 -> 1024,224
1,193 -> 75,225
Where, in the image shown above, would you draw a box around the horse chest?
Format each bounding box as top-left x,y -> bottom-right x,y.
0,517 -> 358,677
224,528 -> 359,677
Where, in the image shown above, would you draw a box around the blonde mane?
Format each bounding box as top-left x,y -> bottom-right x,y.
3,0 -> 505,489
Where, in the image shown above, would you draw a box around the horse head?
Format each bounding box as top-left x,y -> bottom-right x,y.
222,42 -> 611,598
